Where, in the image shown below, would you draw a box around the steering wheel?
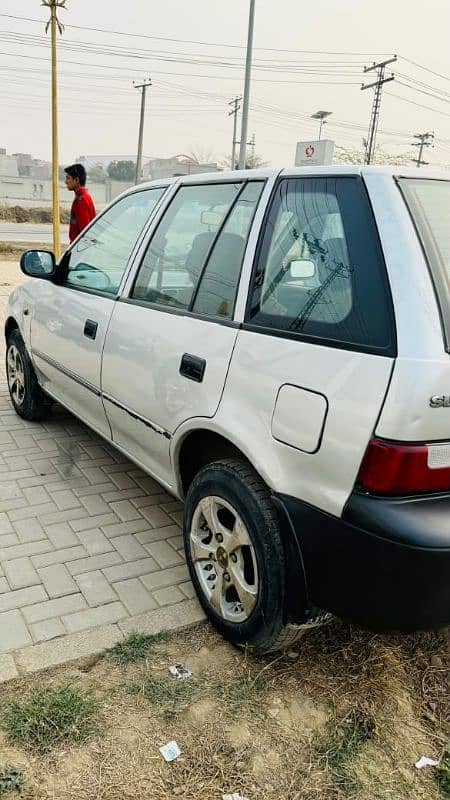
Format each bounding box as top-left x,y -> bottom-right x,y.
69,263 -> 112,291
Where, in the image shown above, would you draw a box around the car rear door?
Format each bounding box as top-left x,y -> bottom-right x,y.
101,178 -> 266,488
220,172 -> 397,516
29,185 -> 167,437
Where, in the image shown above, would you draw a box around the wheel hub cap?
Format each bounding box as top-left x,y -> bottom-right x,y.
6,345 -> 25,407
189,495 -> 258,623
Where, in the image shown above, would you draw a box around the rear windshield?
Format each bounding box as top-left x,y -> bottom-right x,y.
399,178 -> 450,348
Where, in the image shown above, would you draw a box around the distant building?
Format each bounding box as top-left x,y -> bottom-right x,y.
77,155 -> 139,172
143,155 -> 218,181
0,150 -> 19,177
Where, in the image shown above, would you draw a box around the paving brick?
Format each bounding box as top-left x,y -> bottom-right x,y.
153,586 -> 185,607
3,557 -> 39,590
30,618 -> 65,643
76,528 -> 112,556
0,498 -> 27,513
39,508 -> 88,526
101,488 -> 144,503
0,534 -> 19,549
0,512 -> 13,534
38,564 -> 78,598
63,601 -> 127,634
31,458 -> 57,476
8,502 -> 57,522
52,490 -> 80,511
75,570 -> 117,606
16,624 -> 123,673
113,578 -> 157,615
31,545 -> 87,569
133,474 -> 164,494
74,482 -> 115,498
70,513 -> 117,532
101,519 -> 149,539
167,535 -> 184,551
135,525 -> 181,545
79,494 -> 112,515
141,564 -> 190,592
0,653 -> 19,683
82,467 -> 109,485
45,522 -> 80,549
67,551 -> 123,576
131,493 -> 170,509
109,500 -> 141,522
0,609 -> 32,653
0,539 -> 52,561
22,486 -> 50,506
112,534 -> 147,562
23,593 -> 88,624
103,557 -> 158,583
0,577 -> 9,593
13,518 -> 46,544
179,581 -> 196,600
140,506 -> 173,529
0,481 -> 22,501
144,540 -> 184,569
170,512 -> 184,527
0,585 -> 47,613
119,598 -> 205,638
109,472 -> 138,490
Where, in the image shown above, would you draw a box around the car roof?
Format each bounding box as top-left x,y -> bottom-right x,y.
117,164 -> 450,201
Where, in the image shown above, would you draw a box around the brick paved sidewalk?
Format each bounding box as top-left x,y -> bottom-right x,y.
0,261 -> 204,681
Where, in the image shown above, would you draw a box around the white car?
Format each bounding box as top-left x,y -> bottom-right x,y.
5,166 -> 450,653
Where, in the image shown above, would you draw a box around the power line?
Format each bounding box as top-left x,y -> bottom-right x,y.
0,12 -> 390,56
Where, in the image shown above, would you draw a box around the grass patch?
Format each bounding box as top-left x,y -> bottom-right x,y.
107,631 -> 169,665
0,204 -> 70,224
437,747 -> 450,798
318,709 -> 375,795
129,675 -> 198,720
215,672 -> 268,717
0,766 -> 23,798
1,685 -> 99,752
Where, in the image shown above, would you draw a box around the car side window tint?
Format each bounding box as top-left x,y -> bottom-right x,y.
65,187 -> 165,295
131,182 -> 242,309
192,182 -> 264,318
248,177 -> 394,352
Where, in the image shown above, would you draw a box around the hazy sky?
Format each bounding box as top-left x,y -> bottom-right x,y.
1,0 -> 450,168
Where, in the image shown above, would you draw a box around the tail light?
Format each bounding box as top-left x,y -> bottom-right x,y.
358,438 -> 450,495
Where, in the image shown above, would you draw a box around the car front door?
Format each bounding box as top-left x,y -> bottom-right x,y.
29,186 -> 167,437
101,180 -> 265,488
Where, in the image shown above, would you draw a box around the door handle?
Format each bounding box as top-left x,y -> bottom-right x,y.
180,353 -> 206,383
84,319 -> 98,340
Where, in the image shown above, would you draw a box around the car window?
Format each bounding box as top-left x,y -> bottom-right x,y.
131,182 -> 242,309
192,182 -> 264,318
64,187 -> 165,294
247,176 -> 395,352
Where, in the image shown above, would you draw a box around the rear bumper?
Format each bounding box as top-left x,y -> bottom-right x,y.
276,491 -> 450,632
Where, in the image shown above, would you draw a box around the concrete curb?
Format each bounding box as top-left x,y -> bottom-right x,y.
0,598 -> 205,684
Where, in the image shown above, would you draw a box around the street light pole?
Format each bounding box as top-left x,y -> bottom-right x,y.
44,0 -> 66,259
238,0 -> 255,170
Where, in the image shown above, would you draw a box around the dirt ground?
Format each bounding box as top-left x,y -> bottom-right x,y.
0,619 -> 448,800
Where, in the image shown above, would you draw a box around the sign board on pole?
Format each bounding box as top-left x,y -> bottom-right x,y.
295,140 -> 335,167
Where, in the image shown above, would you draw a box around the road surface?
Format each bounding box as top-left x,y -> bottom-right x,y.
0,223 -> 68,244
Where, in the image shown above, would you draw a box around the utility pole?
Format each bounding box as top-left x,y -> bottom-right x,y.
134,79 -> 151,184
43,0 -> 66,259
361,56 -> 396,165
249,132 -> 256,166
238,0 -> 256,170
228,96 -> 242,169
411,132 -> 434,167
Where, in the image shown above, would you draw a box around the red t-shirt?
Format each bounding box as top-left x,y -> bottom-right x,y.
69,187 -> 96,242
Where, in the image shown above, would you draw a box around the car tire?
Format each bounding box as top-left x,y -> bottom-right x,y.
6,329 -> 52,421
183,458 -> 305,654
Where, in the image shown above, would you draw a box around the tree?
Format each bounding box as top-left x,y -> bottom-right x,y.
88,165 -> 107,184
334,140 -> 415,166
219,151 -> 269,170
107,160 -> 136,181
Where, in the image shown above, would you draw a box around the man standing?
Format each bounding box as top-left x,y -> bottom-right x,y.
64,163 -> 96,242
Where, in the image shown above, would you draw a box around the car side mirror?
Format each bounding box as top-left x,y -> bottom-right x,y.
20,250 -> 56,280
